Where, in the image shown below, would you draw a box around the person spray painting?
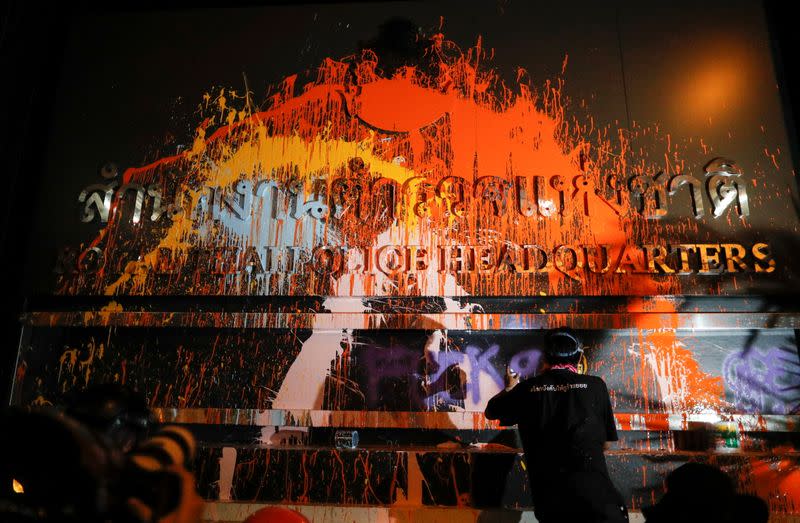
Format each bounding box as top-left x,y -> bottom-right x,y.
485,327 -> 628,523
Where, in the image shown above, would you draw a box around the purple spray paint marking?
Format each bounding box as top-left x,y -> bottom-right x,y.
359,340 -> 545,410
723,345 -> 800,415
509,349 -> 544,380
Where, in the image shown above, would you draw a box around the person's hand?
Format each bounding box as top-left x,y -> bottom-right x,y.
504,366 -> 520,390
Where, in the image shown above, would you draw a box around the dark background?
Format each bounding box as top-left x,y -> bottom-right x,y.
2,0 -> 799,401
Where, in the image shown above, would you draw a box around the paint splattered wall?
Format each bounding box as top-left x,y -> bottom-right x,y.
11,0 -> 800,516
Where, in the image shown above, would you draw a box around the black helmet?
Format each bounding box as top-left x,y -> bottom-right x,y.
545,328 -> 583,359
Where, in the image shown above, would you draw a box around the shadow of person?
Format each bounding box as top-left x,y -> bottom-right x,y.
642,462 -> 736,522
470,429 -> 523,509
357,17 -> 431,77
731,493 -> 769,523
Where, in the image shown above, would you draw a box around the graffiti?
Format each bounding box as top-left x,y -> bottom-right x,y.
421,343 -> 504,410
14,318 -> 800,514
508,349 -> 544,380
348,337 -> 538,411
28,325 -> 797,420
723,344 -> 800,415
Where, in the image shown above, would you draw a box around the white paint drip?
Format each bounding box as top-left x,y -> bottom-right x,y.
273,297 -> 370,409
272,331 -> 348,409
628,339 -> 700,413
217,447 -> 237,501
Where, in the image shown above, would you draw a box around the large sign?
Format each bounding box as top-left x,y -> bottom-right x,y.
42,6 -> 797,297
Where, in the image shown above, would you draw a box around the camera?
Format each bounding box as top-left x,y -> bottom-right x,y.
1,391 -> 196,522
119,424 -> 197,521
